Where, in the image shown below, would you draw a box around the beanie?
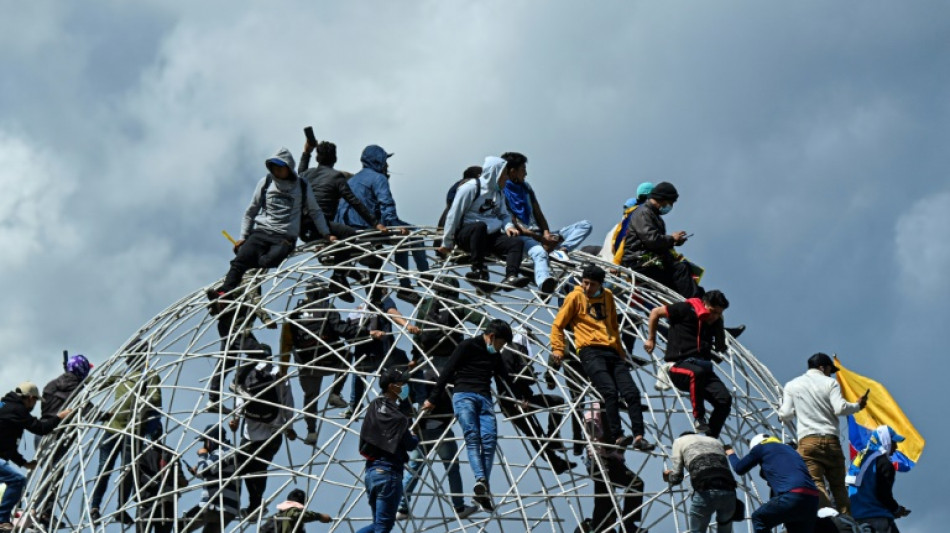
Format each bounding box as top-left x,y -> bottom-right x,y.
649,182 -> 679,202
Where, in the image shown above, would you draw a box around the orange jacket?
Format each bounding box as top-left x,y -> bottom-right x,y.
551,285 -> 623,357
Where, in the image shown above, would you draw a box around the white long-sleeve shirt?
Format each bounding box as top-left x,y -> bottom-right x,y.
778,368 -> 861,440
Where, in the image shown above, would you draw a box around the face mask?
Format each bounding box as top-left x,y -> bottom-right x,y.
659,204 -> 673,215
398,384 -> 410,400
591,289 -> 603,298
486,344 -> 497,355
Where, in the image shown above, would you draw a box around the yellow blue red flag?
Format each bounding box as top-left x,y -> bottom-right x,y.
835,356 -> 924,471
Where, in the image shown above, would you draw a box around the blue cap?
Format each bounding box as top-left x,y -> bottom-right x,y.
267,158 -> 289,168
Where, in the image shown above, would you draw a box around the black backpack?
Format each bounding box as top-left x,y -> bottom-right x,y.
260,175 -> 321,243
417,300 -> 465,358
242,365 -> 281,423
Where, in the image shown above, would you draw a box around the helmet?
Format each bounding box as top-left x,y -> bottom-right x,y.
66,354 -> 93,380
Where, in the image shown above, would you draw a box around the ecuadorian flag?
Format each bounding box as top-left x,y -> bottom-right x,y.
835,356 -> 924,472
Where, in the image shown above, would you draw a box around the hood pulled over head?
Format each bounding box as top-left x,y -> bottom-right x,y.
360,145 -> 392,174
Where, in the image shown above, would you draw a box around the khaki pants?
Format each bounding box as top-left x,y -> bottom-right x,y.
798,435 -> 850,514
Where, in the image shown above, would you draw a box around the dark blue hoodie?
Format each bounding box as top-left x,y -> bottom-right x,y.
335,145 -> 400,228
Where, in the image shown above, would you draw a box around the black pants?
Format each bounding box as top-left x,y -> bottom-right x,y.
590,457 -> 644,533
455,222 -> 524,277
237,436 -> 283,512
181,505 -> 236,533
136,501 -> 175,533
669,358 -> 732,438
633,261 -> 703,299
579,347 -> 646,440
500,393 -> 566,466
222,230 -> 294,293
209,332 -> 263,402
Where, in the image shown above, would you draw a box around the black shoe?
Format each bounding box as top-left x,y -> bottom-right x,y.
615,435 -> 635,447
551,457 -> 577,475
501,275 -> 531,290
346,269 -> 367,284
473,478 -> 493,511
465,268 -> 488,281
205,288 -> 225,316
395,288 -> 421,305
633,437 -> 656,452
725,324 -> 746,339
90,508 -> 101,523
695,417 -> 711,434
118,511 -> 135,525
540,277 -> 557,294
572,443 -> 585,456
330,273 -> 355,303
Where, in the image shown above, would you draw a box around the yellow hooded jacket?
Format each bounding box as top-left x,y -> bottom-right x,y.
551,285 -> 623,357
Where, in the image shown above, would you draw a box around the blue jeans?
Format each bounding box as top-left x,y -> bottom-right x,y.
452,392 -> 497,483
401,422 -> 465,511
90,433 -> 133,510
689,489 -> 736,533
751,492 -> 818,533
522,221 -> 592,285
0,460 -> 26,522
357,461 -> 404,533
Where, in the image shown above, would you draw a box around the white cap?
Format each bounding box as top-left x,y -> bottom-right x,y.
749,433 -> 771,449
16,381 -> 40,399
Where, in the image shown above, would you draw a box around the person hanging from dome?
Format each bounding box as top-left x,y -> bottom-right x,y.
0,382 -> 72,531
619,181 -> 703,299
550,264 -> 656,452
496,329 -> 577,475
334,145 -> 431,304
299,138 -> 388,303
228,354 -> 297,520
357,368 -> 419,533
499,151 -> 592,294
279,280 -> 384,444
664,431 -> 740,533
644,289 -> 733,438
437,156 -> 531,293
422,319 -> 523,512
33,353 -> 93,527
180,424 -> 241,532
207,148 -> 338,311
131,435 -> 188,533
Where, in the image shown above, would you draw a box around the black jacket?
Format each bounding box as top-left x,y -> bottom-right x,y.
664,301 -> 726,363
428,336 -> 516,403
359,396 -> 418,467
287,298 -> 368,366
0,391 -> 59,465
299,160 -> 377,226
40,372 -> 83,422
620,201 -> 676,268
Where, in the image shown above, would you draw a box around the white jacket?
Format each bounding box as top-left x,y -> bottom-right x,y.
778,368 -> 861,440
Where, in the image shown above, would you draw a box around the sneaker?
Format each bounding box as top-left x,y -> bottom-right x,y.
500,275 -> 531,290
202,400 -> 232,414
615,435 -> 635,447
395,288 -> 421,305
118,511 -> 136,525
327,393 -> 348,408
340,408 -> 354,419
205,288 -> 225,316
472,479 -> 493,511
695,417 -> 711,434
549,249 -> 571,263
302,431 -> 318,445
465,268 -> 489,282
90,508 -> 101,522
725,324 -> 746,339
330,274 -> 355,303
539,277 -> 557,294
551,457 -> 577,475
346,270 -> 367,284
396,510 -> 409,520
632,437 -> 656,452
572,443 -> 585,456
455,504 -> 480,519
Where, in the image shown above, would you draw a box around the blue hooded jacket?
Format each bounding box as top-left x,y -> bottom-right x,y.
335,145 -> 400,228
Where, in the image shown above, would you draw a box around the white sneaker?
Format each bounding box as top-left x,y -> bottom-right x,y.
455,504 -> 480,519
396,511 -> 409,520
549,249 -> 571,263
302,432 -> 318,445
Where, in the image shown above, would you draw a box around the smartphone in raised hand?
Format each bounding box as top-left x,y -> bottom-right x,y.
304,126 -> 317,147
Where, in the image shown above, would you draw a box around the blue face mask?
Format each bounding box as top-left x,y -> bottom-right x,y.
486,342 -> 497,355
591,289 -> 603,298
659,204 -> 673,215
399,384 -> 410,400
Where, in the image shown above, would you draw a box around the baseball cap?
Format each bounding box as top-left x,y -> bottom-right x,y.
16,381 -> 41,399
807,353 -> 839,373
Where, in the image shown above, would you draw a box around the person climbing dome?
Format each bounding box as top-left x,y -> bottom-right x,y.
260,488 -> 332,532
645,289 -> 733,438
209,148 -> 337,305
847,426 -> 911,532
500,151 -> 592,294
437,156 -> 530,292
551,264 -> 655,452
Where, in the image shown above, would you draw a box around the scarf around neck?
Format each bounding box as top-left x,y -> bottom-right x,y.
503,180 -> 532,226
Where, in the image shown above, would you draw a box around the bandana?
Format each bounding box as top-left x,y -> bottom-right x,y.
503,180 -> 532,226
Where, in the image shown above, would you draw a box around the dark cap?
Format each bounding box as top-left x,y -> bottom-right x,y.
379,367 -> 407,389
581,264 -> 606,284
649,181 -> 679,202
807,352 -> 839,372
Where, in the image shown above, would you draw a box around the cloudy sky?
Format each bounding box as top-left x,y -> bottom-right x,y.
2,0 -> 947,529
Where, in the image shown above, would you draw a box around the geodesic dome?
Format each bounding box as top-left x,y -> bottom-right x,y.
20,227 -> 790,532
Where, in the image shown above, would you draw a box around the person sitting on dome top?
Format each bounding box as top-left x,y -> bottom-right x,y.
437,157 -> 531,292
619,181 -> 703,299
208,148 -> 337,307
500,151 -> 592,294
334,145 -> 430,304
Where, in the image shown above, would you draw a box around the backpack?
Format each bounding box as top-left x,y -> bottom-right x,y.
437,175 -> 482,229
417,300 -> 465,358
242,365 -> 281,423
260,175 -> 320,243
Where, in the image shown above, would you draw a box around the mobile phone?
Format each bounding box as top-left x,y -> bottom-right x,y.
863,388 -> 870,397
304,126 -> 317,147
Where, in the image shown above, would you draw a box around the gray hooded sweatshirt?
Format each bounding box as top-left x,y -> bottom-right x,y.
441,156 -> 515,249
241,148 -> 331,240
